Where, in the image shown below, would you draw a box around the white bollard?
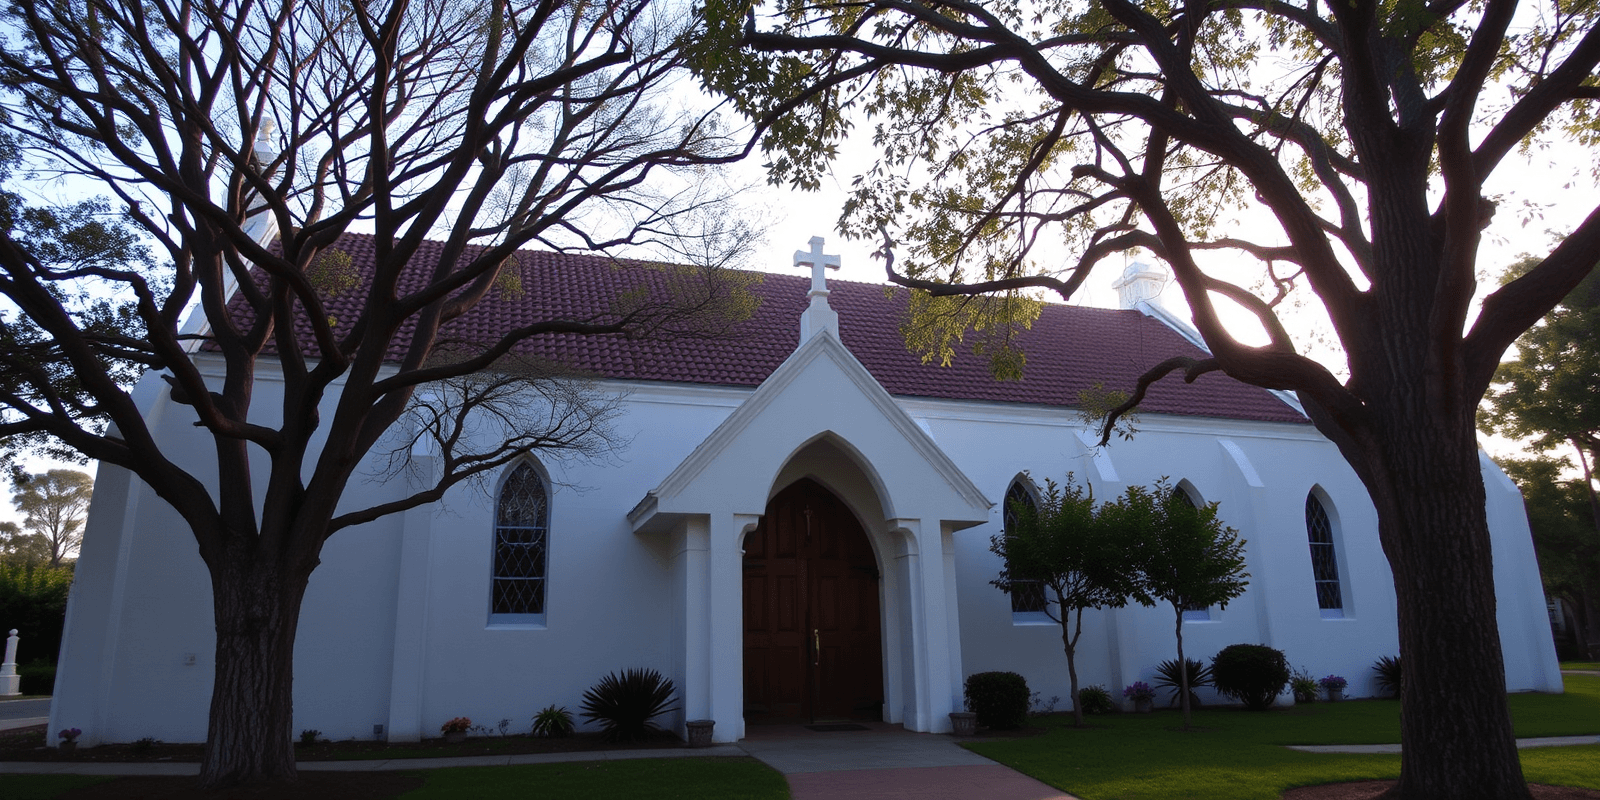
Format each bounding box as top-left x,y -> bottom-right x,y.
0,629 -> 20,696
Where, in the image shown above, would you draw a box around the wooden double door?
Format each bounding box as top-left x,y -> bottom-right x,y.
743,478 -> 884,723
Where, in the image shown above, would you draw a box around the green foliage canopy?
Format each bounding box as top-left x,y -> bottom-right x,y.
991,473 -> 1141,725
1482,266 -> 1600,466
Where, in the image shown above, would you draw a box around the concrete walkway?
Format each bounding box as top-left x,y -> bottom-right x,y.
739,722 -> 1077,800
0,698 -> 50,733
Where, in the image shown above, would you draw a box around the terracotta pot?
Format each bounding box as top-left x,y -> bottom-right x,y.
686,719 -> 715,748
58,740 -> 77,753
1134,698 -> 1153,714
443,730 -> 467,743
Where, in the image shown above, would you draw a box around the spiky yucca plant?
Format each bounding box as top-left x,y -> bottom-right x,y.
531,705 -> 575,738
1153,657 -> 1214,708
1373,655 -> 1403,698
580,668 -> 679,742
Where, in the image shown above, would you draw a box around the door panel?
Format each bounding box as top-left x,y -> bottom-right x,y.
743,478 -> 883,723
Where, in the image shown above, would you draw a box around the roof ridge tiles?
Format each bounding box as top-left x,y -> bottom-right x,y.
218,234 -> 1305,425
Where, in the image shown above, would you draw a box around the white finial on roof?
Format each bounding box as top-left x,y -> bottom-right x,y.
794,236 -> 841,341
1112,258 -> 1168,309
243,119 -> 281,247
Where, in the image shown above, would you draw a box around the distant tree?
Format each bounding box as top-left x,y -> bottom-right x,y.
1498,456 -> 1599,659
1106,480 -> 1248,729
12,469 -> 92,567
0,519 -> 49,567
0,0 -> 759,787
990,474 -> 1140,727
1481,266 -> 1600,657
0,561 -> 73,666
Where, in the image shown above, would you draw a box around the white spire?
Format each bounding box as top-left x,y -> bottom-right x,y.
1111,258 -> 1168,309
794,236 -> 841,341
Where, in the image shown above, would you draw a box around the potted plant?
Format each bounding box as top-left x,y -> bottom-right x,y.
1319,674 -> 1348,702
440,716 -> 472,743
57,728 -> 81,752
1123,681 -> 1157,713
1290,667 -> 1318,704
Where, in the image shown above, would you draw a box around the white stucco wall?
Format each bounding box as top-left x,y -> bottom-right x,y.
51,341 -> 1560,746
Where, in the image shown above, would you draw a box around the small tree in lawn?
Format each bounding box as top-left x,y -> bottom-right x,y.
1110,480 -> 1248,729
990,473 -> 1139,727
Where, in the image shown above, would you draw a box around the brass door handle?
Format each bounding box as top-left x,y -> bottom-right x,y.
813,629 -> 820,666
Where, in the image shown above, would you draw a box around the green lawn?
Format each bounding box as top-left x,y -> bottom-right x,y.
1562,661 -> 1600,671
964,674 -> 1600,800
0,757 -> 789,799
402,757 -> 788,799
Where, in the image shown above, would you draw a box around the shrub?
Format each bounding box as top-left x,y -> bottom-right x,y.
1153,657 -> 1213,708
1373,655 -> 1402,698
963,671 -> 1030,730
440,717 -> 471,735
1077,684 -> 1115,715
580,668 -> 678,743
531,704 -> 575,738
0,564 -> 74,672
1211,644 -> 1289,711
298,729 -> 321,746
18,659 -> 55,696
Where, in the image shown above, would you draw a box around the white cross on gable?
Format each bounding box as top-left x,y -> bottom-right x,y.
793,236 -> 841,295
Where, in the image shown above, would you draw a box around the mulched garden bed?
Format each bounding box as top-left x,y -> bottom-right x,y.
52,772 -> 428,800
1283,781 -> 1600,799
0,723 -> 688,763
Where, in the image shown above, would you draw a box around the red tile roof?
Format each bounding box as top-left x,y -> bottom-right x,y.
236,233 -> 1306,425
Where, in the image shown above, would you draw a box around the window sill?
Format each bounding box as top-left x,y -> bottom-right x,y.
1011,612 -> 1054,626
487,618 -> 548,630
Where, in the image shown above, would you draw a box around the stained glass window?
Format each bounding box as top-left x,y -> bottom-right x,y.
1306,493 -> 1343,614
493,461 -> 548,618
1171,488 -> 1209,617
1004,480 -> 1048,615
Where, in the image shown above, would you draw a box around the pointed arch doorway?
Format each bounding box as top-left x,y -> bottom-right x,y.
743,478 -> 884,724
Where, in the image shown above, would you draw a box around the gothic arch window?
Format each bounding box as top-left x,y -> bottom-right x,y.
1306,490 -> 1345,618
1003,478 -> 1048,616
492,460 -> 549,623
1170,484 -> 1213,621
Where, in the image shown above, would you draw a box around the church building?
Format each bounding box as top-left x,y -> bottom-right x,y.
47,236 -> 1562,746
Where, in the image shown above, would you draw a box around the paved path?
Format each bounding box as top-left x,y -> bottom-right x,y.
739,722 -> 1078,800
1288,734 -> 1600,755
0,697 -> 49,733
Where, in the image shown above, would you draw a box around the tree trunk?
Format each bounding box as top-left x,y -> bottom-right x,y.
199,551 -> 312,789
1173,606 -> 1191,729
1062,602 -> 1084,727
1359,407 -> 1531,800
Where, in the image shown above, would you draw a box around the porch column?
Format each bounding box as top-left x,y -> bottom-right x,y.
888,517 -> 960,733
672,516 -> 711,733
706,513 -> 761,742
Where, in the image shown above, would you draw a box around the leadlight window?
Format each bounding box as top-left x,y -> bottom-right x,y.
492,461 -> 548,621
1004,480 -> 1048,615
1306,492 -> 1344,617
1171,488 -> 1210,619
